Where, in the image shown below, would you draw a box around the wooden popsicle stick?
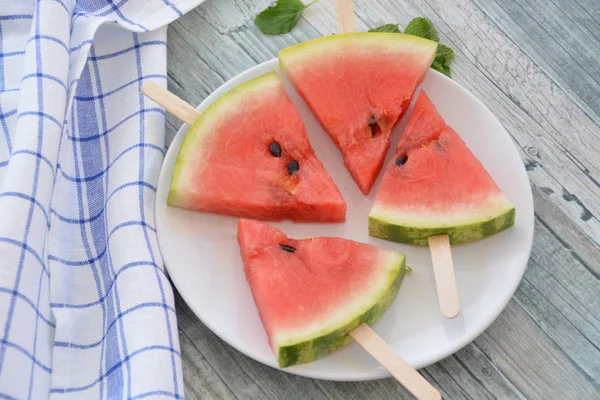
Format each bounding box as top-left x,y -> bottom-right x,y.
350,324 -> 441,400
142,81 -> 199,125
428,234 -> 460,318
335,0 -> 356,34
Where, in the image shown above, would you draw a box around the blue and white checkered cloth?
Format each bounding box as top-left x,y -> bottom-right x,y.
0,1 -> 202,398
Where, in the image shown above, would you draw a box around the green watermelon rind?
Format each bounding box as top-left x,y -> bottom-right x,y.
278,32 -> 438,70
276,253 -> 407,368
167,72 -> 280,206
368,206 -> 516,246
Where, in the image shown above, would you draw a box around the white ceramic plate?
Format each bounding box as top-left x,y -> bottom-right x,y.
155,59 -> 534,381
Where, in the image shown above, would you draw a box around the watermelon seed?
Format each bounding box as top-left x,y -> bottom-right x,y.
279,244 -> 296,253
287,160 -> 300,174
269,141 -> 282,157
368,116 -> 381,136
395,155 -> 408,166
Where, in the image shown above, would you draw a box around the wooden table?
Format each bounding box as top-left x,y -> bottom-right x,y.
165,1 -> 600,398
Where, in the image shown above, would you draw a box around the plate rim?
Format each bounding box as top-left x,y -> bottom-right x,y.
156,58 -> 534,381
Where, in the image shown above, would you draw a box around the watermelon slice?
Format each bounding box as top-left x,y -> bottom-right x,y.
168,72 -> 346,222
369,91 -> 515,245
238,219 -> 407,367
279,33 -> 438,194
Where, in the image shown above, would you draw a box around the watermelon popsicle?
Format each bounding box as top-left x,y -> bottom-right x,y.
147,72 -> 347,222
237,218 -> 407,368
369,91 -> 516,317
237,217 -> 440,400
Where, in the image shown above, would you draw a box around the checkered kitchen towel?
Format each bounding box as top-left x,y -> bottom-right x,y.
0,0 -> 202,398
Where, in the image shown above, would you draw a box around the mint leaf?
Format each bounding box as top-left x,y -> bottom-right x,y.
403,17 -> 454,77
255,0 -> 316,35
369,24 -> 401,33
403,17 -> 439,42
431,44 -> 454,77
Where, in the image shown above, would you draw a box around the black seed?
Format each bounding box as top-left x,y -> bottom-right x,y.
269,141 -> 282,157
279,244 -> 296,253
395,155 -> 408,166
371,124 -> 381,136
368,116 -> 381,136
287,160 -> 300,175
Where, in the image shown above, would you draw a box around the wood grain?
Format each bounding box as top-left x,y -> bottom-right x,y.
350,324 -> 441,400
165,0 -> 600,398
142,82 -> 199,125
428,235 -> 461,319
335,0 -> 356,33
471,0 -> 600,125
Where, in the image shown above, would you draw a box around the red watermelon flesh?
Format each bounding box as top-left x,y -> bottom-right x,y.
168,72 -> 346,222
396,91 -> 446,154
238,218 -> 406,367
369,91 -> 515,245
279,33 -> 438,194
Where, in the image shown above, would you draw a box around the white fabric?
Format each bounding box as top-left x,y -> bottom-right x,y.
0,0 -> 201,398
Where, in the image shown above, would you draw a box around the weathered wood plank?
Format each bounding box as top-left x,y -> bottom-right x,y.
516,260 -> 600,382
480,301 -> 598,399
531,184 -> 600,278
165,0 -> 600,398
527,220 -> 600,323
178,324 -> 237,400
471,0 -> 600,125
424,360 -> 491,399
452,343 -> 527,399
314,380 -> 415,400
575,0 -> 600,25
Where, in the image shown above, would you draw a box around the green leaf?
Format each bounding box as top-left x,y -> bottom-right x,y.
255,0 -> 315,35
431,44 -> 455,77
369,24 -> 401,33
403,17 -> 439,42
402,17 -> 453,76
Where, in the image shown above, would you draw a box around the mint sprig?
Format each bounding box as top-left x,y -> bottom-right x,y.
255,0 -> 317,35
369,24 -> 400,33
403,17 -> 440,42
431,44 -> 454,77
371,17 -> 455,77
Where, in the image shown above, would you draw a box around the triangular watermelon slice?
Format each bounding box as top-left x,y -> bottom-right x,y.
279,33 -> 438,194
168,72 -> 346,222
369,91 -> 515,245
237,219 -> 407,367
